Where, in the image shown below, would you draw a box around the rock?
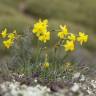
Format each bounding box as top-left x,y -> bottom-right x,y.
0,73 -> 96,96
71,83 -> 80,92
72,72 -> 80,80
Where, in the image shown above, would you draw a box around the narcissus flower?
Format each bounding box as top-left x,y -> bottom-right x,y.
3,39 -> 13,48
32,19 -> 50,43
32,19 -> 48,37
8,30 -> 16,40
1,28 -> 7,38
1,29 -> 17,48
68,33 -> 76,41
64,40 -> 75,51
58,25 -> 68,39
58,32 -> 65,39
38,31 -> 50,43
77,32 -> 88,45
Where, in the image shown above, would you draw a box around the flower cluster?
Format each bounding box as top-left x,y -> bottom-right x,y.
57,25 -> 88,51
32,19 -> 88,52
0,19 -> 88,52
0,28 -> 16,48
32,19 -> 50,43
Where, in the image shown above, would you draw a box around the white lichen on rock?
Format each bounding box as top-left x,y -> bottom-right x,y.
0,73 -> 96,96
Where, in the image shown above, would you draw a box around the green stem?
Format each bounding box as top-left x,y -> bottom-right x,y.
35,47 -> 42,65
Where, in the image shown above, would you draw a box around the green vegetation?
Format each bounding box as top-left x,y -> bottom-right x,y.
0,0 -> 96,79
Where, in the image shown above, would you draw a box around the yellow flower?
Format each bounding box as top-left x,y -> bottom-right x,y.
64,40 -> 75,51
77,32 -> 88,45
60,25 -> 68,35
3,39 -> 13,48
58,25 -> 68,39
8,30 -> 16,40
38,31 -> 50,43
68,33 -> 76,41
43,62 -> 49,69
1,28 -> 7,38
58,32 -> 65,39
32,19 -> 48,37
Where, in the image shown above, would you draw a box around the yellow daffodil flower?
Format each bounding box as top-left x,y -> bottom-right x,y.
58,25 -> 68,39
64,40 -> 75,51
38,31 -> 50,43
1,28 -> 7,38
8,30 -> 16,40
68,33 -> 76,41
3,39 -> 13,48
60,25 -> 68,34
77,32 -> 88,45
58,32 -> 65,39
32,19 -> 48,37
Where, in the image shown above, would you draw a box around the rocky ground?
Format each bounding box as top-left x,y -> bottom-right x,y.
0,72 -> 96,96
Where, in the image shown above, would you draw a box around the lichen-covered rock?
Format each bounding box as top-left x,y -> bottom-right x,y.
0,73 -> 96,96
